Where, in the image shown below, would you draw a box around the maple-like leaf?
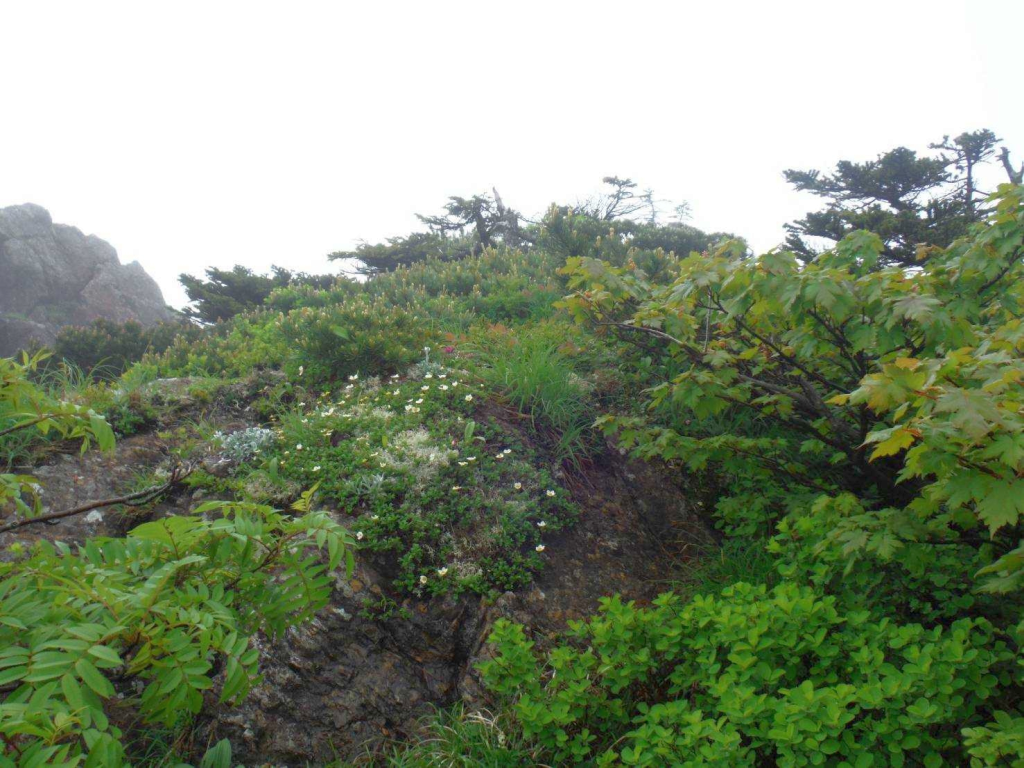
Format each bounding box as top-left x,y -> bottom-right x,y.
980,433 -> 1024,470
975,479 -> 1024,535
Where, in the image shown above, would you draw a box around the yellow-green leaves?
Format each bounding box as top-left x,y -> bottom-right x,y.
865,426 -> 919,461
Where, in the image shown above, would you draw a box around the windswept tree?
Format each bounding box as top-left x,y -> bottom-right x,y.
180,265 -> 335,324
574,176 -> 657,222
784,129 -> 1018,265
417,189 -> 532,254
331,189 -> 532,276
329,232 -> 453,277
540,176 -> 736,279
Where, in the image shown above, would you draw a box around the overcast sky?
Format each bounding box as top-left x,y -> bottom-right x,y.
3,0 -> 1022,308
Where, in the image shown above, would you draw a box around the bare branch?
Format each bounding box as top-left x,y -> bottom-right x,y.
0,463 -> 196,535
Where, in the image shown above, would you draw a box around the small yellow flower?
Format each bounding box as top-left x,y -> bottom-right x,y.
513,482 -> 522,490
437,567 -> 449,576
535,544 -> 545,553
356,531 -> 364,540
419,575 -> 428,585
464,394 -> 473,402
546,490 -> 556,497
538,521 -> 547,528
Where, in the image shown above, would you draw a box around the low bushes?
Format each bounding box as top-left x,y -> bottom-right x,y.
53,319 -> 202,378
481,584 -> 1012,766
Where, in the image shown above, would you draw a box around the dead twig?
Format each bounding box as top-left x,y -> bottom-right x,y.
0,463 -> 196,535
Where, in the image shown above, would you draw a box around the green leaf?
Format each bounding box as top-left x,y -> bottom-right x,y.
976,479 -> 1024,535
75,658 -> 114,698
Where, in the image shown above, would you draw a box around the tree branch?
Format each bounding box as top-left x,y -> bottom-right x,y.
0,464 -> 196,535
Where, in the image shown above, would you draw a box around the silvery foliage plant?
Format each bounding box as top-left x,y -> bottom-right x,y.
215,427 -> 277,462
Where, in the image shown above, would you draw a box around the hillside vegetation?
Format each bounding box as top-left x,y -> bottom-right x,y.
2,139 -> 1023,767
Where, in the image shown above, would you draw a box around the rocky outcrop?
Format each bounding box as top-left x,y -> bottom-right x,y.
0,203 -> 175,357
0,375 -> 712,765
194,444 -> 711,765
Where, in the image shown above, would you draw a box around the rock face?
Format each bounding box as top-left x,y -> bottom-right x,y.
0,203 -> 175,357
0,374 -> 712,765
195,445 -> 711,766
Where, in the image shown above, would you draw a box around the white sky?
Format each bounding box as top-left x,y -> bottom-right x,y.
3,0 -> 1022,308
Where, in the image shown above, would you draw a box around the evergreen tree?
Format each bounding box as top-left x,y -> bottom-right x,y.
330,189 -> 532,276
329,232 -> 454,276
179,265 -> 334,323
784,129 -> 1013,265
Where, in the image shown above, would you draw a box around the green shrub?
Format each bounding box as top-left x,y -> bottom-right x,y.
0,502 -> 353,766
277,298 -> 436,385
53,319 -> 202,378
0,354 -> 354,766
150,311 -> 286,378
480,583 -> 1012,766
538,182 -> 1024,763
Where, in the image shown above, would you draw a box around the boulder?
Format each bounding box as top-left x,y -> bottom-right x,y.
0,203 -> 175,357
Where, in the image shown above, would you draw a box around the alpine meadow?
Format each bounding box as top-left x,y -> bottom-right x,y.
2,124 -> 1024,766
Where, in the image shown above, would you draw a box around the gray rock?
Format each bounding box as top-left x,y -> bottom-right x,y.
0,203 -> 176,356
